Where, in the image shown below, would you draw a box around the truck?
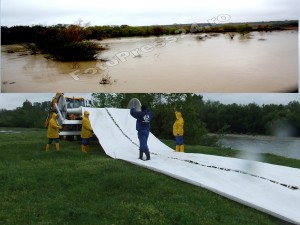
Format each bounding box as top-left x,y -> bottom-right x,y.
45,93 -> 93,140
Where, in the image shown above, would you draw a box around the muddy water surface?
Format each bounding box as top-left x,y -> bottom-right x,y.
1,30 -> 298,92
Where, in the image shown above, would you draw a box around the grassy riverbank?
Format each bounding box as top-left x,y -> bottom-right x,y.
0,128 -> 297,225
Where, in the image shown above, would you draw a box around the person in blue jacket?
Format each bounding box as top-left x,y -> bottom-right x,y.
130,104 -> 153,160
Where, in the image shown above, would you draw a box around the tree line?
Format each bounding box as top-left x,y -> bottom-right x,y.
2,21 -> 298,45
1,94 -> 299,145
0,100 -> 51,128
91,94 -> 300,140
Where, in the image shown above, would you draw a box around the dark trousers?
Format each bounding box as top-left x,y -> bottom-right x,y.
48,138 -> 59,144
82,138 -> 89,146
138,130 -> 150,160
138,130 -> 149,152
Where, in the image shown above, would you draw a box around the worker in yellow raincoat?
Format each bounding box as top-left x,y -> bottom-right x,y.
173,110 -> 184,152
46,113 -> 62,152
81,111 -> 93,153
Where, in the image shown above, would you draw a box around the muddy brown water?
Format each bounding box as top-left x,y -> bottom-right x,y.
1,30 -> 298,93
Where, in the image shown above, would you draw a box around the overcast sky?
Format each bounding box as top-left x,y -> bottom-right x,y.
0,93 -> 299,110
1,0 -> 299,27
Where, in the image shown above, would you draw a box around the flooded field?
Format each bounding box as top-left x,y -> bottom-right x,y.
1,30 -> 298,93
219,134 -> 300,160
0,129 -> 22,134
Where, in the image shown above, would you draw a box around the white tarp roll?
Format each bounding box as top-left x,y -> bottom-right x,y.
83,107 -> 300,224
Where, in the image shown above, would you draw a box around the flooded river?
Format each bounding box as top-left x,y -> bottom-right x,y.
219,135 -> 300,160
1,30 -> 298,93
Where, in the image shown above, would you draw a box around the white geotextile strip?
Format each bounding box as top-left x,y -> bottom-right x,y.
84,107 -> 300,224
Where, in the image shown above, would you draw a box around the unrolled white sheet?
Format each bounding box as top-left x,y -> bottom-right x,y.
84,107 -> 300,224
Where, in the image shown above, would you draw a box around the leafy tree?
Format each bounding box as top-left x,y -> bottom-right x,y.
92,93 -> 210,145
237,24 -> 252,36
0,100 -> 50,128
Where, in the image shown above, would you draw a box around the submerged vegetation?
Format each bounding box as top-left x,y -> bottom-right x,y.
2,22 -> 103,61
1,20 -> 297,61
32,24 -> 103,61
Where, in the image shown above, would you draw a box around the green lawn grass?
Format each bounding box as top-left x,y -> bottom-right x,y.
0,128 -> 297,225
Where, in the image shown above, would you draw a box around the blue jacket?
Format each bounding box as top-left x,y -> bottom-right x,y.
130,108 -> 153,131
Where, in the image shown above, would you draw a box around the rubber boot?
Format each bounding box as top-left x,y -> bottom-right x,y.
139,150 -> 143,160
81,145 -> 85,153
55,143 -> 60,152
45,144 -> 50,152
145,151 -> 151,161
180,145 -> 184,152
81,145 -> 87,153
175,145 -> 180,152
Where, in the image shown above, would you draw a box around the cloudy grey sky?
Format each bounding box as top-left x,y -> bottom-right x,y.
0,93 -> 299,110
1,0 -> 298,27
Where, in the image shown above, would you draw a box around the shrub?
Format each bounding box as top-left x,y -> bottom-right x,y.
35,24 -> 102,61
237,24 -> 252,36
53,41 -> 102,61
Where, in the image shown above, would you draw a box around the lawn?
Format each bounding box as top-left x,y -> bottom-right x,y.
0,128 -> 296,225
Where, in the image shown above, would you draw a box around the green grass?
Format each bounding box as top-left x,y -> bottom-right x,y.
0,128 -> 297,225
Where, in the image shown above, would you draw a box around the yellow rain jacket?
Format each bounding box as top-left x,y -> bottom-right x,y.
173,111 -> 184,136
81,111 -> 93,138
47,113 -> 62,138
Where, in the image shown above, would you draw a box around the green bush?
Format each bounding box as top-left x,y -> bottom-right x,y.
53,41 -> 102,61
35,25 -> 102,61
237,24 -> 252,36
